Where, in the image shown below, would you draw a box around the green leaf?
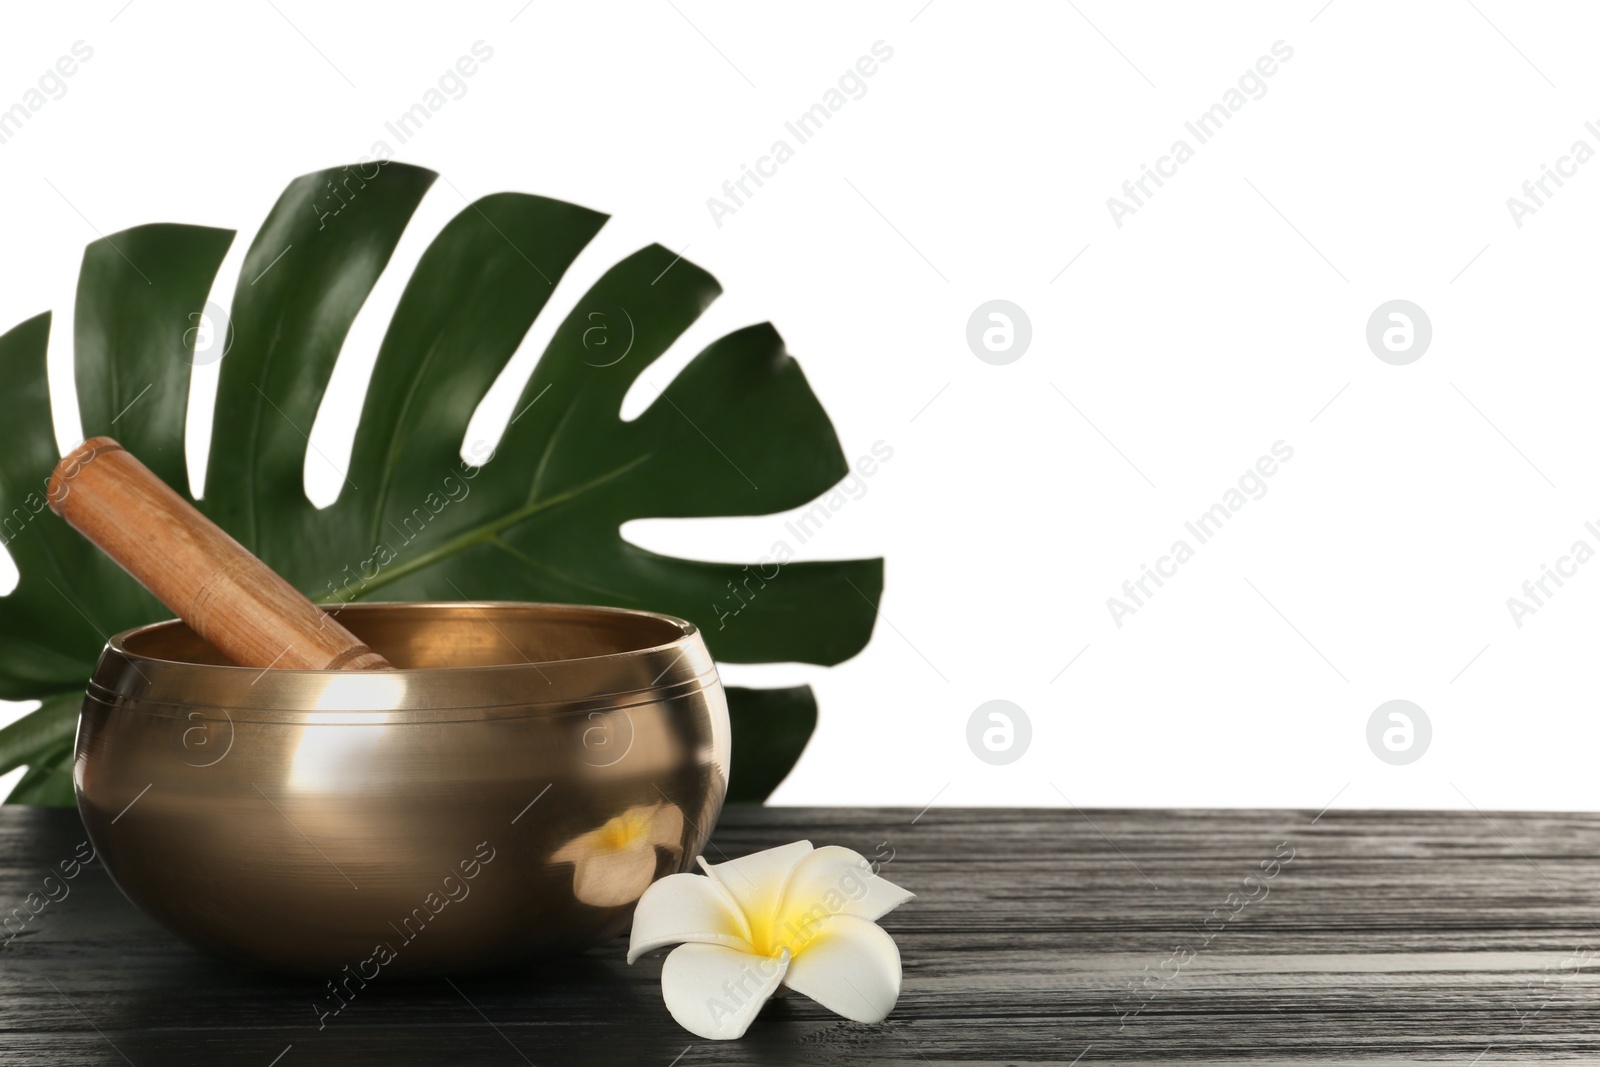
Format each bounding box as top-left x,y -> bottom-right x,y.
6,738 -> 75,806
0,692 -> 79,776
202,164 -> 438,557
0,162 -> 880,804
724,686 -> 818,803
76,222 -> 236,491
0,313 -> 122,697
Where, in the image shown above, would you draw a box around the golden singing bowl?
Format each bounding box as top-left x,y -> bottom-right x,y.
74,601 -> 730,976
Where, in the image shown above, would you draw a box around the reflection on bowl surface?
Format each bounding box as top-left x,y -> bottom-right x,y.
75,602 -> 729,976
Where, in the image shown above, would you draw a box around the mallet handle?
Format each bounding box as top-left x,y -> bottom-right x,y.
48,437 -> 390,671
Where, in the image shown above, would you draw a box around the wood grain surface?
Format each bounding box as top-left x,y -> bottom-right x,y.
2,804 -> 1598,1065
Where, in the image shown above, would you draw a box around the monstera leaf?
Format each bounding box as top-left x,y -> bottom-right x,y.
0,162 -> 881,805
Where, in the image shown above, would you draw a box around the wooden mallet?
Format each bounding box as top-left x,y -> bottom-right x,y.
48,436 -> 391,671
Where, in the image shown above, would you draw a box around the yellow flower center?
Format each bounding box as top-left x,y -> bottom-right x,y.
594,809 -> 652,852
744,891 -> 833,958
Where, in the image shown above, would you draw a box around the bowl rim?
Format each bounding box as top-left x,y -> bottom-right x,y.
106,600 -> 700,672
86,601 -> 720,717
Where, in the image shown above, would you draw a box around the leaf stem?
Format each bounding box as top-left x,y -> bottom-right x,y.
315,453 -> 652,603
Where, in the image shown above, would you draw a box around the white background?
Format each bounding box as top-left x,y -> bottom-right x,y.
1,1 -> 1596,812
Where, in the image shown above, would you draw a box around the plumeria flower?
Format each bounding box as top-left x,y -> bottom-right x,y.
627,840 -> 913,1040
551,802 -> 684,907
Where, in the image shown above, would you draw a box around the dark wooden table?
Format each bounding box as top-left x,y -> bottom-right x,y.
2,804 -> 1598,1064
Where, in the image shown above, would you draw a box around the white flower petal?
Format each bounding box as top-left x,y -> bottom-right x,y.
699,840 -> 813,922
628,872 -> 752,963
569,843 -> 657,908
777,845 -> 914,927
661,942 -> 789,1040
781,915 -> 902,1024
646,803 -> 686,849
